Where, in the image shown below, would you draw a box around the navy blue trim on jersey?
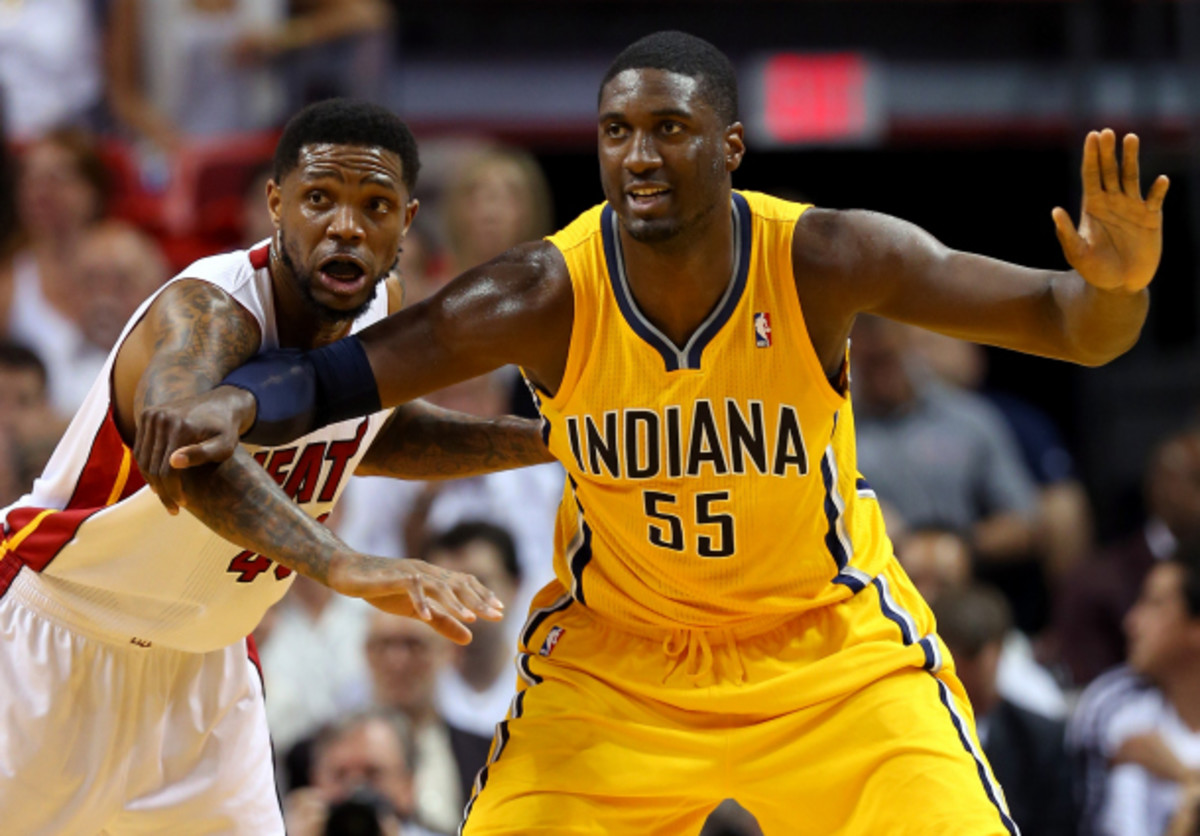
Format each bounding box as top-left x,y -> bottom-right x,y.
565,475 -> 593,605
820,453 -> 850,572
600,193 -> 752,373
936,679 -> 1021,836
872,575 -> 917,644
520,594 -> 574,650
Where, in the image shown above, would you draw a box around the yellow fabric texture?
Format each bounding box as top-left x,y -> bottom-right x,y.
463,561 -> 1013,835
533,190 -> 892,631
481,192 -> 1015,835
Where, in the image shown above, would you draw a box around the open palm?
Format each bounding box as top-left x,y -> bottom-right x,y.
1052,129 -> 1169,293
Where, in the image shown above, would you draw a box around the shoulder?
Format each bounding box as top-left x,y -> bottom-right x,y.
545,203 -> 607,256
1070,666 -> 1156,749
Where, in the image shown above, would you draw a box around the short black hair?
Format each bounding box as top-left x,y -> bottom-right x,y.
931,584 -> 1011,659
600,31 -> 739,125
422,521 -> 521,584
0,341 -> 47,389
273,99 -> 420,192
1170,541 -> 1200,618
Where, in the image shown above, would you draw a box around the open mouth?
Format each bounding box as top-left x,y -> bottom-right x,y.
317,255 -> 368,292
626,184 -> 671,209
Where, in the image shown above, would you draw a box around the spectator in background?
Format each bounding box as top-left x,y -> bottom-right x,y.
259,575 -> 372,757
934,584 -> 1076,836
0,0 -> 102,142
423,522 -> 521,739
285,710 -> 444,836
346,610 -> 491,834
335,367 -> 562,626
1057,427 -> 1200,687
852,316 -> 1048,632
0,342 -> 63,494
853,316 -> 1039,564
53,220 -> 169,409
1,128 -> 107,414
896,526 -> 1066,719
1069,547 -> 1200,836
909,327 -> 1093,582
240,163 -> 276,247
106,0 -> 391,156
439,147 -> 554,279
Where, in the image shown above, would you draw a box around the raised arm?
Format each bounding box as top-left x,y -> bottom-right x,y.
115,281 -> 501,643
795,129 -> 1168,378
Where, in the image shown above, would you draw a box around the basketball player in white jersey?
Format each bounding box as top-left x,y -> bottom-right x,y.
0,99 -> 552,836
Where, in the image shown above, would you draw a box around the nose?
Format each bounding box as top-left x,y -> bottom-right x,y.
624,129 -> 662,175
327,202 -> 365,244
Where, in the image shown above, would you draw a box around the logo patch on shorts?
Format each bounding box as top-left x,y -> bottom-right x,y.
539,626 -> 565,657
754,312 -> 772,347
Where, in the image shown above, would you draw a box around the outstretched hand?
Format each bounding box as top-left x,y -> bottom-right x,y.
328,554 -> 505,645
134,385 -> 257,514
1052,129 -> 1169,294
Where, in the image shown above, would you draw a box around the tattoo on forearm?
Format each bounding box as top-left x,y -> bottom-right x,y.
180,450 -> 346,585
136,282 -> 347,583
136,281 -> 261,414
359,405 -> 554,479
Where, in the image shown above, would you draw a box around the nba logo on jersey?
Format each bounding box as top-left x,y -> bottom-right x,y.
754,312 -> 772,347
539,626 -> 566,657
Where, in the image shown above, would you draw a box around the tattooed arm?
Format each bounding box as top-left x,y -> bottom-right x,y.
113,281 -> 501,643
356,400 -> 554,479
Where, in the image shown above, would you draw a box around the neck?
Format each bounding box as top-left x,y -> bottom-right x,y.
1162,660 -> 1200,731
618,191 -> 734,348
267,241 -> 355,349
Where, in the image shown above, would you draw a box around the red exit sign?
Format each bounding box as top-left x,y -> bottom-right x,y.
756,53 -> 878,145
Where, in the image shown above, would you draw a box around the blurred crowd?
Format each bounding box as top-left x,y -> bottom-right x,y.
3,3 -> 1200,836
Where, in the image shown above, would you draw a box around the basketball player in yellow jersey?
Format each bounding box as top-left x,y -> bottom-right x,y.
139,32 -> 1168,835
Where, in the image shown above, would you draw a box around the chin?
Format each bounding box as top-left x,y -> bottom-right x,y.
624,217 -> 683,244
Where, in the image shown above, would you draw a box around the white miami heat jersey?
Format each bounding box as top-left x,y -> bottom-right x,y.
0,242 -> 391,653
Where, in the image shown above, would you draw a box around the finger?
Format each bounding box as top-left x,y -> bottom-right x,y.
170,433 -> 238,469
1052,206 -> 1084,263
426,579 -> 479,623
159,468 -> 186,514
1098,128 -> 1120,193
406,578 -> 432,621
1146,174 -> 1170,214
424,602 -> 473,645
1081,130 -> 1102,197
1121,133 -> 1142,199
466,575 -> 506,619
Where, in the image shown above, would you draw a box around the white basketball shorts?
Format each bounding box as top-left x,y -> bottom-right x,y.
0,567 -> 285,835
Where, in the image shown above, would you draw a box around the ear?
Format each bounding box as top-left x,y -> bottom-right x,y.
725,122 -> 746,173
402,198 -> 420,236
266,179 -> 283,229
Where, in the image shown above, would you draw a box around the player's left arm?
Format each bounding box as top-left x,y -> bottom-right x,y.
795,129 -> 1168,373
355,399 -> 554,479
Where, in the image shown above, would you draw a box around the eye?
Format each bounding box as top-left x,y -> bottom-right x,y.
305,189 -> 328,206
660,121 -> 685,136
604,122 -> 629,140
368,197 -> 392,214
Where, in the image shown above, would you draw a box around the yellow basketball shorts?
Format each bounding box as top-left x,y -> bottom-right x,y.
461,558 -> 1018,835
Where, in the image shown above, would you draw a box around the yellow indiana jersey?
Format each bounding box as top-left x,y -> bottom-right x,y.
530,190 -> 894,631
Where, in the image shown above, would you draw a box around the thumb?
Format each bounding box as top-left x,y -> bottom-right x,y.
1052,206 -> 1084,263
170,435 -> 237,469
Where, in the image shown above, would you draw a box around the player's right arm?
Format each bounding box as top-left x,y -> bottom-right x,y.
113,280 -> 502,644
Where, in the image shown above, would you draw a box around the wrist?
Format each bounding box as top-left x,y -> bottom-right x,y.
217,385 -> 258,436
